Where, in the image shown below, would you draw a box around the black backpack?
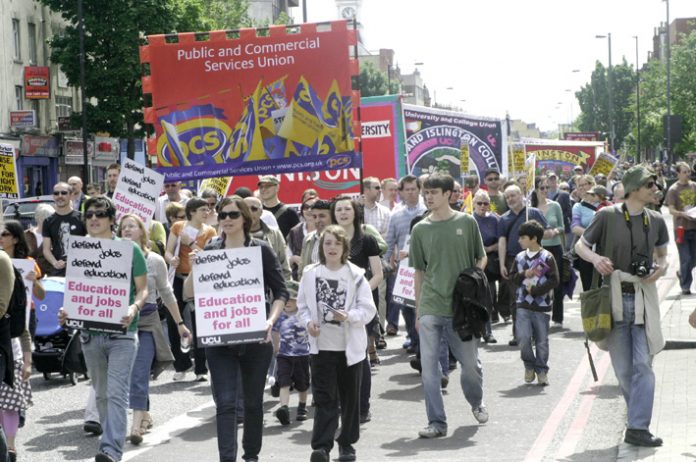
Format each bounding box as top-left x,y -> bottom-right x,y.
4,266 -> 28,338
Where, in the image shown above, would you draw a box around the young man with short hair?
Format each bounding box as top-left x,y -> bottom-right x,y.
576,166 -> 669,447
379,178 -> 399,211
410,173 -> 488,439
154,181 -> 188,224
258,175 -> 300,239
105,163 -> 121,199
42,181 -> 87,276
299,200 -> 332,273
362,177 -> 391,238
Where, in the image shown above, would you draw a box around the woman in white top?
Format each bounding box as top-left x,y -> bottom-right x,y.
118,214 -> 190,445
297,225 -> 377,462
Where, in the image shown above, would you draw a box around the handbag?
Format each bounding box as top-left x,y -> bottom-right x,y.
579,213 -> 613,342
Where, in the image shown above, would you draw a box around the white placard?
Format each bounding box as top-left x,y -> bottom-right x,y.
193,246 -> 266,346
11,259 -> 35,330
112,158 -> 164,228
392,260 -> 416,308
63,237 -> 133,333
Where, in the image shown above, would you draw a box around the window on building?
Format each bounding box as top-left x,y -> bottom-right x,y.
15,86 -> 23,110
28,22 -> 38,64
32,100 -> 40,128
55,95 -> 73,118
12,19 -> 21,60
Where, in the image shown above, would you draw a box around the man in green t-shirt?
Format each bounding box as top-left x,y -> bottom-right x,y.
68,196 -> 147,462
409,173 -> 488,440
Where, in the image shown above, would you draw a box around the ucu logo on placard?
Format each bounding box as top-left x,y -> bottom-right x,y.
66,319 -> 84,329
200,336 -> 222,345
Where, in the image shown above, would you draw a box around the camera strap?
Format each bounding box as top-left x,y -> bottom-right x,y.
622,203 -> 650,254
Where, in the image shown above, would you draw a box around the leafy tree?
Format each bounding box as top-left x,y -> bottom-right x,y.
39,0 -> 247,158
625,59 -> 665,161
359,62 -> 399,97
575,60 -> 635,152
199,0 -> 250,30
671,29 -> 696,155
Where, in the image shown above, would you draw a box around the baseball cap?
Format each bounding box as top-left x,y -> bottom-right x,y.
257,175 -> 280,186
286,280 -> 299,300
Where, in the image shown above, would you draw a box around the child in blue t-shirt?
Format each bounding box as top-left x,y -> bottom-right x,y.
510,220 -> 559,386
272,280 -> 310,425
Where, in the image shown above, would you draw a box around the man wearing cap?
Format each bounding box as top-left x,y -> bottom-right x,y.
575,165 -> 669,448
258,175 -> 300,239
665,161 -> 696,295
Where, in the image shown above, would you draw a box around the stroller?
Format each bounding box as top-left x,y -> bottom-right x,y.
32,277 -> 88,386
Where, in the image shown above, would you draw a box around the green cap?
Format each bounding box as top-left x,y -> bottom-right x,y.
622,165 -> 656,198
286,280 -> 299,300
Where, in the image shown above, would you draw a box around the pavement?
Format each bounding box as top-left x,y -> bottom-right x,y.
616,283 -> 696,462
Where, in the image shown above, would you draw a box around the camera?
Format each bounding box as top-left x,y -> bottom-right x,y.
631,256 -> 650,278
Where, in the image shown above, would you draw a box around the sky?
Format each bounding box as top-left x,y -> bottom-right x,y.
290,0 -> 696,132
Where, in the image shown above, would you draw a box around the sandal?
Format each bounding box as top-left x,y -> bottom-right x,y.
140,413 -> 154,433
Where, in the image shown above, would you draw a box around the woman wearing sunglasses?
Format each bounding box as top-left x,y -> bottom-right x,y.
164,197 -> 217,382
183,196 -> 288,462
531,177 -> 566,326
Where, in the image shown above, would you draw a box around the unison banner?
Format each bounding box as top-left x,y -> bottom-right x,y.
141,21 -> 360,182
403,105 -> 505,182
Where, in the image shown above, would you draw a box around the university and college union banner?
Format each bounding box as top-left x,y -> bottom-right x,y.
403,105 -> 506,182
140,21 -> 360,182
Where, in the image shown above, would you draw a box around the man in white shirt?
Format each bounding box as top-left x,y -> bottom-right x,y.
363,177 -> 391,238
154,181 -> 188,224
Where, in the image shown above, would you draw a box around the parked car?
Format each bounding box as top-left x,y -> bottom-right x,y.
1,196 -> 55,229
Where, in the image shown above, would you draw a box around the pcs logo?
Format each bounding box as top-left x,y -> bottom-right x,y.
328,155 -> 352,169
156,104 -> 232,167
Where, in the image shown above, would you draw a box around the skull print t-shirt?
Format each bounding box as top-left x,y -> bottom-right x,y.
315,265 -> 351,351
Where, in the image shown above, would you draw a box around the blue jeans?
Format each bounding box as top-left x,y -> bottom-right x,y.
402,306 -> 418,348
81,332 -> 138,461
677,229 -> 696,291
206,342 -> 272,462
419,315 -> 484,432
607,294 -> 655,431
516,308 -> 550,373
130,330 -> 154,411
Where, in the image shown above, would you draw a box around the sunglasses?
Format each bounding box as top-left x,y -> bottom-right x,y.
0,231 -> 12,237
218,210 -> 242,220
643,181 -> 656,189
538,186 -> 548,191
476,201 -> 490,206
249,206 -> 260,212
164,183 -> 178,188
373,186 -> 381,190
485,177 -> 500,181
84,210 -> 110,219
53,190 -> 70,196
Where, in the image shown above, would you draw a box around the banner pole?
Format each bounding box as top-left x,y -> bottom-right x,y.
353,17 -> 364,196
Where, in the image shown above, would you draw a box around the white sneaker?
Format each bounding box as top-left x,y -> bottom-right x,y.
194,374 -> 208,382
472,405 -> 489,424
172,371 -> 188,382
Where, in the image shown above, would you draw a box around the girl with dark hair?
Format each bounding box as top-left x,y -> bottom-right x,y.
330,196 -> 384,424
0,220 -> 45,461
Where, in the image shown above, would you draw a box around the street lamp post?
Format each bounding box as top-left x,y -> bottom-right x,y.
78,0 -> 91,185
596,33 -> 615,154
664,0 -> 672,164
633,36 -> 641,161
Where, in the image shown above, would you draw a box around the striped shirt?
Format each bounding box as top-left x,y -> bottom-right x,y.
363,202 -> 391,237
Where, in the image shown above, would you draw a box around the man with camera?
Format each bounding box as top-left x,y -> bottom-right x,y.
575,165 -> 669,447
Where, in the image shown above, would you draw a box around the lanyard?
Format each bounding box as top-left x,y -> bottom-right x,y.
622,203 -> 650,253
